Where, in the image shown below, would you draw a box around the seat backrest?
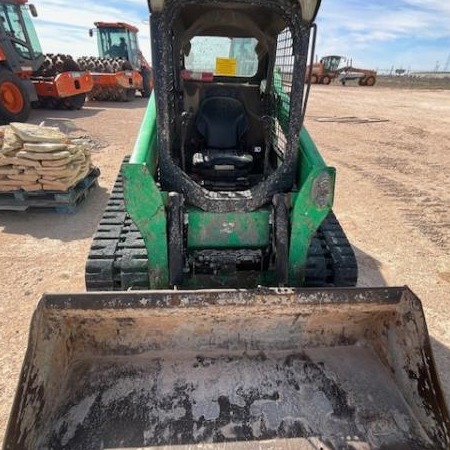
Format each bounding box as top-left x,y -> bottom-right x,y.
196,97 -> 248,149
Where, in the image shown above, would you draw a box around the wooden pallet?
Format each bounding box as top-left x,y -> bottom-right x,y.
0,167 -> 100,212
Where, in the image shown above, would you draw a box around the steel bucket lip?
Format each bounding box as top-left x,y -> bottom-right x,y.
41,286 -> 410,310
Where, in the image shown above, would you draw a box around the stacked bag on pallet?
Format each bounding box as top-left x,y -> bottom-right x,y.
0,123 -> 93,192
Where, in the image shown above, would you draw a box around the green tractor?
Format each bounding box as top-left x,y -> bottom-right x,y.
4,0 -> 450,448
85,2 -> 357,291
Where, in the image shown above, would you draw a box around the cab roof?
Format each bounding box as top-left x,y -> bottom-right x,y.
94,22 -> 139,33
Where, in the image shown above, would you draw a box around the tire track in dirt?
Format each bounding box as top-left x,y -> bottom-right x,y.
339,159 -> 449,252
307,85 -> 450,408
322,117 -> 449,254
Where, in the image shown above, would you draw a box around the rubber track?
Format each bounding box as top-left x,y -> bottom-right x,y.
86,161 -> 357,290
85,157 -> 149,291
305,213 -> 358,287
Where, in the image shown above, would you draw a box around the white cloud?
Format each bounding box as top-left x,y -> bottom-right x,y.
315,0 -> 450,71
32,1 -> 151,62
28,1 -> 450,72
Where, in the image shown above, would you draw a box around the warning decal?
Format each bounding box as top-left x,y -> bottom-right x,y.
215,58 -> 237,76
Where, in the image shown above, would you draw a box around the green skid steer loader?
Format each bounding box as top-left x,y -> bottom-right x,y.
4,0 -> 450,449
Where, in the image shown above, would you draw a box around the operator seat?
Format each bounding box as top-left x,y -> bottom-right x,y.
192,96 -> 253,171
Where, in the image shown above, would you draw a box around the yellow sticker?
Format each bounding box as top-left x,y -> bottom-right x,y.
215,58 -> 237,76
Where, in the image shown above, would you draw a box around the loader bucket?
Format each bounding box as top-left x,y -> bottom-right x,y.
4,287 -> 450,450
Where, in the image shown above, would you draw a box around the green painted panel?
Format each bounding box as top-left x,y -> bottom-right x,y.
130,94 -> 158,174
122,71 -> 335,288
274,69 -> 337,285
288,123 -> 336,286
187,207 -> 271,249
123,93 -> 169,288
288,166 -> 336,286
298,127 -> 327,187
123,164 -> 169,289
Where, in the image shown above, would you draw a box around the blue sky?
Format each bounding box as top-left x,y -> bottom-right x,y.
316,0 -> 450,72
32,0 -> 152,61
31,0 -> 450,72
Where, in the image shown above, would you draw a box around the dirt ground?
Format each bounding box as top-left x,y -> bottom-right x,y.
0,86 -> 449,442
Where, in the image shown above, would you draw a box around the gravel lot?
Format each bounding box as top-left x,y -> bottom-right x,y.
0,86 -> 449,442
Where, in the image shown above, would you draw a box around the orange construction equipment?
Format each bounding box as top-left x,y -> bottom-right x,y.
306,55 -> 377,86
0,0 -> 93,123
89,69 -> 143,102
31,70 -> 94,109
78,22 -> 153,101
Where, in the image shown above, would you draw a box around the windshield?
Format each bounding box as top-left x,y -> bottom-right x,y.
323,56 -> 343,72
97,27 -> 138,67
0,4 -> 42,60
185,36 -> 258,77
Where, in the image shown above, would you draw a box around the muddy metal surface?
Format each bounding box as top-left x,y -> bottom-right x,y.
4,289 -> 448,449
0,86 -> 449,444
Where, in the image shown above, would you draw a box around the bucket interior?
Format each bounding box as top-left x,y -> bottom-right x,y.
4,288 -> 449,450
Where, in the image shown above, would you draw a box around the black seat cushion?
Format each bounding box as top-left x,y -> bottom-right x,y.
196,96 -> 248,149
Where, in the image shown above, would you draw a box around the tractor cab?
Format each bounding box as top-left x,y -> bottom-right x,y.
320,55 -> 345,73
152,0 -> 324,210
93,22 -> 140,69
181,35 -> 263,190
0,0 -> 44,72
